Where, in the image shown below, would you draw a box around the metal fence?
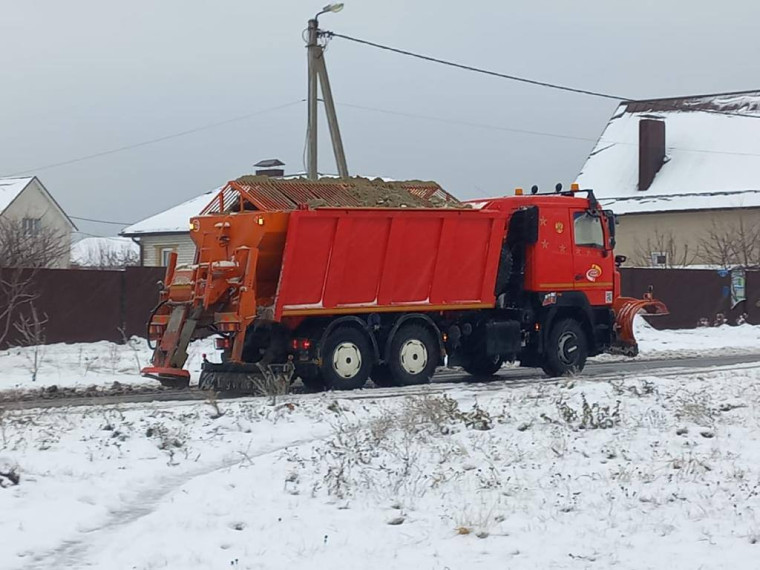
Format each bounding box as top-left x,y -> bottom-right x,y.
620,268 -> 759,329
0,266 -> 164,348
0,266 -> 756,347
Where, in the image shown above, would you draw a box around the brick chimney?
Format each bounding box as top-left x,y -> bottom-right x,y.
638,119 -> 665,191
254,158 -> 285,177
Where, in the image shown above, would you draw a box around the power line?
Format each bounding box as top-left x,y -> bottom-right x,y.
335,101 -> 602,144
323,32 -> 625,101
335,100 -> 760,158
324,31 -> 760,121
69,215 -> 135,225
3,100 -> 304,177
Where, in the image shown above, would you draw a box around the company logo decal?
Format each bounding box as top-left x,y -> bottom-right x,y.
555,222 -> 564,234
586,264 -> 602,282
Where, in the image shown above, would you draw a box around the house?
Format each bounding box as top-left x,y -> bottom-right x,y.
122,160 -> 455,267
0,176 -> 76,268
120,189 -> 219,267
576,90 -> 760,268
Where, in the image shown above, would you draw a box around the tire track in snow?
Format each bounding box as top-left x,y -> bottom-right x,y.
23,435 -> 326,570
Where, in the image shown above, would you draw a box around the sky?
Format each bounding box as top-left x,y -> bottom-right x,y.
1,0 -> 759,238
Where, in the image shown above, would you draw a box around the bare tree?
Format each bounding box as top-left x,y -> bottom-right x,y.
0,268 -> 37,347
700,216 -> 760,269
0,218 -> 66,348
0,218 -> 69,268
13,303 -> 48,381
632,228 -> 700,268
71,239 -> 139,269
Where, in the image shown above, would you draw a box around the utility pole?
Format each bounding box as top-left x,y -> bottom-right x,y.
306,4 -> 348,180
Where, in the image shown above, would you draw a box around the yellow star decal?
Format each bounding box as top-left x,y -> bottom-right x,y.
541,239 -> 549,249
539,217 -> 547,226
559,244 -> 567,254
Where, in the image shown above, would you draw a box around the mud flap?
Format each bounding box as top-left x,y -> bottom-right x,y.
612,288 -> 669,356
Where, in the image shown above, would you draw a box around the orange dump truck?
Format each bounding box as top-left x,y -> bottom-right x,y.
142,177 -> 666,392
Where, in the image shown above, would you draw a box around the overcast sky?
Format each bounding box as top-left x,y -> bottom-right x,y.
2,0 -> 759,237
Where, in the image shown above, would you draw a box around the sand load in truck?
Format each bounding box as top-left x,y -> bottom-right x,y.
142,177 -> 667,392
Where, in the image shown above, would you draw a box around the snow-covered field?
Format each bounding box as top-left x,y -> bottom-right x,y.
1,319 -> 759,392
2,364 -> 760,569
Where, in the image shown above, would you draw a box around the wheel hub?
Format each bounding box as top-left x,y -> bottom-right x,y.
558,331 -> 579,366
399,339 -> 428,375
332,342 -> 362,378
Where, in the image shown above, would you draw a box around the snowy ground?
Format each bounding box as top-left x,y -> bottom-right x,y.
2,364 -> 760,569
2,318 -> 759,392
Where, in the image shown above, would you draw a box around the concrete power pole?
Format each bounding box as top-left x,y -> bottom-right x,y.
306,4 -> 348,180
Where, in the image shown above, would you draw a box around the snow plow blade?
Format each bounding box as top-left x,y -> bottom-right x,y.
140,366 -> 191,388
612,289 -> 669,356
198,361 -> 295,394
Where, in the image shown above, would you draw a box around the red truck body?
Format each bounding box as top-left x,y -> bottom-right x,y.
276,208 -> 505,318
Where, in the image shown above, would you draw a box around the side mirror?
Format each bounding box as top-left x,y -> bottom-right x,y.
604,210 -> 616,249
615,255 -> 627,267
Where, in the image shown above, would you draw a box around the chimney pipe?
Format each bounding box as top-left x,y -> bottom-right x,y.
253,158 -> 285,178
638,119 -> 665,191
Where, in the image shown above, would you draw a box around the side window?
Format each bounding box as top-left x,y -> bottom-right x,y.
573,212 -> 604,248
160,247 -> 177,266
22,217 -> 41,237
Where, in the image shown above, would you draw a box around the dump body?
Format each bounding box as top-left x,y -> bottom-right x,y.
275,208 -> 507,318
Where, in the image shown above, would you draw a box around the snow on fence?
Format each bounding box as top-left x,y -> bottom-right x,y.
0,267 -> 756,348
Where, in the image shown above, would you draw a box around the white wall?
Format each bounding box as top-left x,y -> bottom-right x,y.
137,233 -> 196,266
617,207 -> 760,266
2,179 -> 73,268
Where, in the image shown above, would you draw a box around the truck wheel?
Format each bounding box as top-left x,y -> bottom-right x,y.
387,324 -> 438,386
542,318 -> 588,377
320,327 -> 371,390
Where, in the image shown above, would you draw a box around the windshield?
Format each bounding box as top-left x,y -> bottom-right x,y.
573,211 -> 605,248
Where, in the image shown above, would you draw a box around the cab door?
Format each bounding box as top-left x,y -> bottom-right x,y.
527,204 -> 575,292
571,208 -> 614,306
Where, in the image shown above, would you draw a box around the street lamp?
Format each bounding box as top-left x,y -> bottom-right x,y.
306,3 -> 348,180
316,3 -> 344,18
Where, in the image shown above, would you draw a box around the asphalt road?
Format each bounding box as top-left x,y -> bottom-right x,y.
5,352 -> 760,410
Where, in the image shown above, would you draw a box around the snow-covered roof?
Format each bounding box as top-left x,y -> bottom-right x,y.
577,90 -> 760,215
71,236 -> 140,266
0,176 -> 34,214
121,189 -> 221,235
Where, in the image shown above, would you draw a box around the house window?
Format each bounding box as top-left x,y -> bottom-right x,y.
650,251 -> 668,267
22,217 -> 41,237
573,212 -> 604,248
160,247 -> 177,266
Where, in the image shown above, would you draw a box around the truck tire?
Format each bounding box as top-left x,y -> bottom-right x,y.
320,327 -> 371,390
387,324 -> 438,386
542,318 -> 588,377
